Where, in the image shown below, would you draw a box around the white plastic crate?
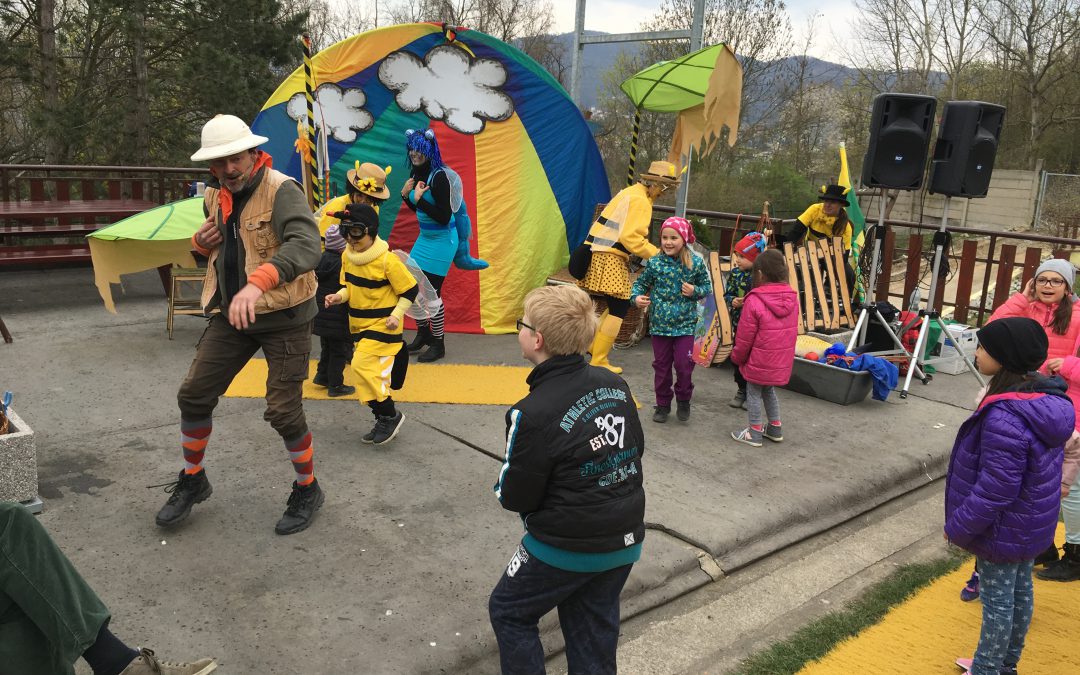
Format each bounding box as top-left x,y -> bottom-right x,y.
935,324 -> 979,375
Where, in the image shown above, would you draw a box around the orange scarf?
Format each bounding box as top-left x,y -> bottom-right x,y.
210,151 -> 273,223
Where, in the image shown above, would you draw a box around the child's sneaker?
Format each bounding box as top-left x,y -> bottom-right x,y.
728,391 -> 746,409
731,427 -> 762,447
652,406 -> 670,423
764,423 -> 783,442
676,400 -> 691,421
959,572 -> 980,601
327,384 -> 356,397
372,411 -> 405,445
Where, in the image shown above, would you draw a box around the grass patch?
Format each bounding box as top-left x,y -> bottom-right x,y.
730,553 -> 968,675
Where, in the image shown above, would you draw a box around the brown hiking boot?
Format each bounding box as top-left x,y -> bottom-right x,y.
119,648 -> 217,675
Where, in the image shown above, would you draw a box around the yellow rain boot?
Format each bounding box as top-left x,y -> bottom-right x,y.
589,314 -> 624,374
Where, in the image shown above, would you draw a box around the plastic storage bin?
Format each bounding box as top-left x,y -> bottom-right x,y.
783,357 -> 873,405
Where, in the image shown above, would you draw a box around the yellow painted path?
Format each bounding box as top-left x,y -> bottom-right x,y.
800,524 -> 1076,674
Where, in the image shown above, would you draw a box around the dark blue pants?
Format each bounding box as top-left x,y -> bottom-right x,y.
488,544 -> 632,674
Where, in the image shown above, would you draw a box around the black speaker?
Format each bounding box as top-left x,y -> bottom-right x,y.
929,101 -> 1005,198
861,93 -> 937,190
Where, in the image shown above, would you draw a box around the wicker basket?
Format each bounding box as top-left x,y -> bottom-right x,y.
591,297 -> 648,349
0,412 -> 8,436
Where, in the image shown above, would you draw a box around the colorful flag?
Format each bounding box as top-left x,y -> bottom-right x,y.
838,142 -> 866,262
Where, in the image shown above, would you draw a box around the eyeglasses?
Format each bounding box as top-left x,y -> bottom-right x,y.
1035,277 -> 1066,288
516,318 -> 535,332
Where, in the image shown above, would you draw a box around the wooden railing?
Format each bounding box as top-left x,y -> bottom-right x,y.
0,164 -> 206,266
653,204 -> 1080,328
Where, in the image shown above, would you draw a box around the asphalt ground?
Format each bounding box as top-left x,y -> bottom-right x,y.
0,267 -> 981,673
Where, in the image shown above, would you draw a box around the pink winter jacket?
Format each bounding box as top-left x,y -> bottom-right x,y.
1053,357 -> 1080,488
731,282 -> 799,386
989,293 -> 1080,364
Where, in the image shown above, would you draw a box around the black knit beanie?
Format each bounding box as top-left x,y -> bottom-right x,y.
343,203 -> 380,238
976,317 -> 1048,374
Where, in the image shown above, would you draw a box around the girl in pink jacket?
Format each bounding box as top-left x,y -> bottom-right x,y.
730,249 -> 800,447
989,259 -> 1080,363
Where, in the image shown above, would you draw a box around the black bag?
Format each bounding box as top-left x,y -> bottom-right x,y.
568,242 -> 592,280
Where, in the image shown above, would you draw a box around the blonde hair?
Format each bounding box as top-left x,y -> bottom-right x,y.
523,286 -> 598,356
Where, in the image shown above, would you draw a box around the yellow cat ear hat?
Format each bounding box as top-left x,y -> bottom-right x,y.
346,162 -> 391,200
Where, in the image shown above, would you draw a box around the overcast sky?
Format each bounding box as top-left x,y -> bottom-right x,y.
549,0 -> 858,61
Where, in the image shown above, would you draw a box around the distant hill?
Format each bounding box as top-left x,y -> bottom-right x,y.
543,32 -> 862,109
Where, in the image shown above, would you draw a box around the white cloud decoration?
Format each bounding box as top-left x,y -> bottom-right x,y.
378,45 -> 514,135
286,83 -> 373,143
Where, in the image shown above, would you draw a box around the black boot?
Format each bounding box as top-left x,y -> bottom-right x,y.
407,325 -> 430,354
1037,542 -> 1080,582
652,406 -> 669,423
1034,543 -> 1060,566
154,469 -> 212,527
275,478 -> 325,535
418,336 -> 445,362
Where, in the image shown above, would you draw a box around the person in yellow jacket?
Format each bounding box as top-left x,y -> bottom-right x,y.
317,162 -> 392,241
324,203 -> 418,445
577,160 -> 681,373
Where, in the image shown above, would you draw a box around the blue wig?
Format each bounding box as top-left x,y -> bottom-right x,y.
405,128 -> 444,171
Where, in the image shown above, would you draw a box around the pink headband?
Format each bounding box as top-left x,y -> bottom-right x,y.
660,216 -> 695,244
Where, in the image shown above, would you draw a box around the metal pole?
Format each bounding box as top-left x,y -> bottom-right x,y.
674,0 -> 706,218
570,0 -> 586,106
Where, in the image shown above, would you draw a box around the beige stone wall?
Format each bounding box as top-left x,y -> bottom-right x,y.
859,169 -> 1040,231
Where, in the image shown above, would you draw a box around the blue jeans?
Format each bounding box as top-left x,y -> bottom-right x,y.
488,544 -> 632,674
971,558 -> 1035,675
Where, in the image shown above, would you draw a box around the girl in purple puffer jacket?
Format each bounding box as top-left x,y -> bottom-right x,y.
729,249 -> 799,447
945,317 -> 1074,675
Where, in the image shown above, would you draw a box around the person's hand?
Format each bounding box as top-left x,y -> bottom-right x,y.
943,530 -> 949,542
194,217 -> 222,250
763,228 -> 773,239
681,282 -> 695,297
324,293 -> 342,309
385,315 -> 400,330
1063,484 -> 1071,499
414,181 -> 429,201
1046,357 -> 1065,374
401,178 -> 416,198
1023,278 -> 1036,301
635,295 -> 651,309
228,283 -> 262,330
732,297 -> 744,309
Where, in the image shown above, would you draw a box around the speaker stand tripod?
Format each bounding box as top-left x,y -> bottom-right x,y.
898,195 -> 986,398
845,191 -> 926,384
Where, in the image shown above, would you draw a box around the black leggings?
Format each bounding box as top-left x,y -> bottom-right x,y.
602,296 -> 631,320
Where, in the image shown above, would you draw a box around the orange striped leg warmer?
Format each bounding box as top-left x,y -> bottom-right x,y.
285,430 -> 315,486
181,417 -> 212,475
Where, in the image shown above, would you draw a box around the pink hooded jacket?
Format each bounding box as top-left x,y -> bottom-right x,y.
731,282 -> 800,386
989,292 -> 1080,363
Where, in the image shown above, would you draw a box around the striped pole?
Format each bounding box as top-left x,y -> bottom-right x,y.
302,34 -> 321,208
627,108 -> 641,186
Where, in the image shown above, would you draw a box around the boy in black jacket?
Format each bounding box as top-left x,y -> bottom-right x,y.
489,285 -> 646,674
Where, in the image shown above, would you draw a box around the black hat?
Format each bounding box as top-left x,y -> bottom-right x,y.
976,317 -> 1048,374
819,184 -> 849,204
338,203 -> 380,238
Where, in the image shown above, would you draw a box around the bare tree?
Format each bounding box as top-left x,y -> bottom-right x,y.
848,0 -> 940,93
937,0 -> 984,98
976,0 -> 1080,168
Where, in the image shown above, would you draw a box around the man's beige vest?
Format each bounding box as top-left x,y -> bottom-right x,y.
201,170 -> 317,313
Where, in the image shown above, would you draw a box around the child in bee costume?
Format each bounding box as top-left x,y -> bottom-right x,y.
324,203 -> 418,445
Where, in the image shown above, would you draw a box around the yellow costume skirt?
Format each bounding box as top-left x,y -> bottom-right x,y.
578,251 -> 631,299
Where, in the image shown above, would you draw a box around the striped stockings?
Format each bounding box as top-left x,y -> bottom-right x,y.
181,417 -> 212,475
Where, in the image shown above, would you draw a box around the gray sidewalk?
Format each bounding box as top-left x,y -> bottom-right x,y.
0,268 -> 979,673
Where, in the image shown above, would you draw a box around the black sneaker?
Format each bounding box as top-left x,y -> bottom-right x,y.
676,400 -> 690,421
372,411 -> 405,445
327,384 -> 356,397
153,470 -> 212,528
652,406 -> 669,423
275,479 -> 325,535
361,428 -> 376,444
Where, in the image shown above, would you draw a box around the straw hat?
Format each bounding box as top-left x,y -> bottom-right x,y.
640,160 -> 681,185
347,162 -> 392,200
191,114 -> 268,162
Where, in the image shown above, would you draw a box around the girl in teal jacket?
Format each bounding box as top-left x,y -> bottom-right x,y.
631,217 -> 711,423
